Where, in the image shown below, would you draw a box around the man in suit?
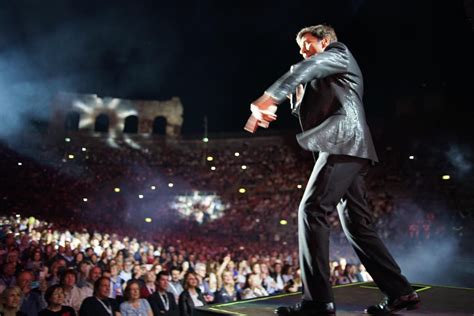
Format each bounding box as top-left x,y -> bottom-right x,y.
248,24 -> 420,315
148,271 -> 178,316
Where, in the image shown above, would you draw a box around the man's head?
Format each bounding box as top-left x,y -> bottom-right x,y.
93,277 -> 111,299
60,270 -> 77,288
2,262 -> 16,277
88,266 -> 102,283
170,267 -> 181,282
194,263 -> 206,279
296,25 -> 337,59
16,271 -> 34,294
156,271 -> 169,292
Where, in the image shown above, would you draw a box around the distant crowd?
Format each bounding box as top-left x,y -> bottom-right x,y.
0,132 -> 471,315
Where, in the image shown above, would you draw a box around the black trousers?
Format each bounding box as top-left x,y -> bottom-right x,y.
299,153 -> 413,303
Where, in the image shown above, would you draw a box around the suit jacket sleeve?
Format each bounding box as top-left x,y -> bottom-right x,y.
265,42 -> 349,103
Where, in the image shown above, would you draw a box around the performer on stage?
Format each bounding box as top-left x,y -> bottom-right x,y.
246,24 -> 420,315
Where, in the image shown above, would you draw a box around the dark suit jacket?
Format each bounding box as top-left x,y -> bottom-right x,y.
265,42 -> 378,163
178,289 -> 206,316
147,291 -> 178,316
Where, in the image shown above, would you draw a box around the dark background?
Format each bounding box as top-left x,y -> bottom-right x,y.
0,0 -> 472,137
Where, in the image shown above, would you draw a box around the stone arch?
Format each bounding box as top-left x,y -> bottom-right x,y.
124,115 -> 139,134
50,93 -> 183,137
64,111 -> 80,131
152,116 -> 167,135
94,114 -> 110,132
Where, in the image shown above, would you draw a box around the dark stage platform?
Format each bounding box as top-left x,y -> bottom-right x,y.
195,282 -> 473,315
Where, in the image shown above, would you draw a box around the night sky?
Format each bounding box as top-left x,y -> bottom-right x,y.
0,0 -> 472,136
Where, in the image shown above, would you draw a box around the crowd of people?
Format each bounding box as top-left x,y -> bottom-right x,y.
0,214 -> 374,315
0,131 -> 472,315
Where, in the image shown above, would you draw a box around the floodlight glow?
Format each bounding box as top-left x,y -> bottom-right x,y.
409,155 -> 414,160
211,166 -> 216,171
234,152 -> 240,157
65,138 -> 71,142
297,184 -> 302,189
83,198 -> 88,202
145,218 -> 152,223
207,156 -> 214,161
18,162 -> 22,166
442,175 -> 450,180
82,147 -> 87,152
138,194 -> 144,199
114,187 -> 121,193
68,154 -> 75,159
203,137 -> 209,143
241,165 -> 247,170
239,188 -> 246,194
171,192 -> 229,223
150,186 -> 156,190
280,219 -> 288,225
168,183 -> 174,188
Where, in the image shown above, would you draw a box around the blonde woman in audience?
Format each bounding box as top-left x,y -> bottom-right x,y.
0,286 -> 26,316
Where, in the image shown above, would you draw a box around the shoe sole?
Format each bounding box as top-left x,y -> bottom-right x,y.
391,300 -> 421,313
365,301 -> 421,315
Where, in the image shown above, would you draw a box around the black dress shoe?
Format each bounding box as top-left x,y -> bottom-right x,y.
275,300 -> 336,316
365,291 -> 420,315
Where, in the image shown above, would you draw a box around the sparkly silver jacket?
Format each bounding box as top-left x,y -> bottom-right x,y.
265,42 -> 378,162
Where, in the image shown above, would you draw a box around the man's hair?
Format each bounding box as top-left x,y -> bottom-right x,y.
296,24 -> 338,45
157,271 -> 169,281
170,267 -> 181,273
59,269 -> 77,285
93,276 -> 110,296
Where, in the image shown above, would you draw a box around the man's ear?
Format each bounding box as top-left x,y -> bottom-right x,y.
321,37 -> 331,50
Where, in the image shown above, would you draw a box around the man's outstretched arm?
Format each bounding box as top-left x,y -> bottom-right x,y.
265,42 -> 349,102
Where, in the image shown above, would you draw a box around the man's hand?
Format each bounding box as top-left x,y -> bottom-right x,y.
244,94 -> 278,133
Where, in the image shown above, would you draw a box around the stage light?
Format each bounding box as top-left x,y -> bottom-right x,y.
145,218 -> 152,223
83,198 -> 88,202
203,137 -> 209,143
210,166 -> 216,171
409,155 -> 414,160
241,165 -> 247,170
239,246 -> 245,250
239,188 -> 246,194
114,187 -> 121,193
65,138 -> 71,142
68,154 -> 75,159
442,175 -> 450,180
138,194 -> 144,199
207,156 -> 214,161
280,219 -> 288,225
234,152 -> 240,157
168,183 -> 174,188
256,218 -> 260,223
17,162 -> 22,166
15,214 -> 20,218
150,186 -> 156,190
297,184 -> 302,189
82,147 -> 87,152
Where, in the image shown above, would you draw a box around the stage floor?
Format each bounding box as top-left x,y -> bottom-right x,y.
195,282 -> 473,315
